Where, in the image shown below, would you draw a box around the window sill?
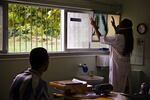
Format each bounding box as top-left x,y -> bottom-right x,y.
0,50 -> 109,59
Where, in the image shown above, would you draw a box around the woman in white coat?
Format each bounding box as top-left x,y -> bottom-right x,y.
90,17 -> 134,93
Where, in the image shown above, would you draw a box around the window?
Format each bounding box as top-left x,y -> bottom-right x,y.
67,11 -> 92,49
0,6 -> 3,51
91,13 -> 120,48
67,11 -> 120,49
1,2 -> 120,53
8,3 -> 63,53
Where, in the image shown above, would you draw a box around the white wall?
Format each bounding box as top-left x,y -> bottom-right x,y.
118,0 -> 150,92
121,0 -> 150,81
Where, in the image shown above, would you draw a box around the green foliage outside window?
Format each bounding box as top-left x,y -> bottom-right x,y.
8,3 -> 61,52
8,4 -> 60,38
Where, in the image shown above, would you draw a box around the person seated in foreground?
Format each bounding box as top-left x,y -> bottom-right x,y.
9,47 -> 53,100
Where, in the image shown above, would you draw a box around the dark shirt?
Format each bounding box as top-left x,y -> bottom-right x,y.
9,68 -> 51,100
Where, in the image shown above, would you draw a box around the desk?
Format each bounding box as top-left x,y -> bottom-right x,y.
53,92 -> 129,100
49,81 -> 129,100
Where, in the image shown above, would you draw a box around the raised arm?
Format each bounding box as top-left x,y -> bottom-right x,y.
111,16 -> 117,33
90,17 -> 102,40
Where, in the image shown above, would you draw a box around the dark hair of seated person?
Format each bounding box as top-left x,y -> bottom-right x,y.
29,47 -> 49,71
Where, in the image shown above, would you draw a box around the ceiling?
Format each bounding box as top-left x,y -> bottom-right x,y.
82,0 -> 123,5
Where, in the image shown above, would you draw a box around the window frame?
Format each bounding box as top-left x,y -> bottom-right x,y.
64,9 -> 95,52
0,1 -> 8,53
0,4 -> 3,52
7,3 -> 63,53
0,1 -> 121,56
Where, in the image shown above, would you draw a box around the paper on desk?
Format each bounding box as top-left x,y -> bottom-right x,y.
95,98 -> 112,100
72,78 -> 93,88
72,78 -> 87,84
73,92 -> 112,100
73,92 -> 100,99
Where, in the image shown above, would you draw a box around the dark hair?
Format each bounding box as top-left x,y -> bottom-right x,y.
29,47 -> 49,70
119,19 -> 134,56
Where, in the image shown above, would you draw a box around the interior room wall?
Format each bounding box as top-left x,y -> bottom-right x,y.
1,0 -> 150,99
120,0 -> 150,89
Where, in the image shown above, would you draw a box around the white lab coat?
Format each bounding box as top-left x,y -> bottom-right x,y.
100,34 -> 131,92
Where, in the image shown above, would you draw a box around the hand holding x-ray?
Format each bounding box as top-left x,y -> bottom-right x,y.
111,16 -> 116,27
111,16 -> 117,33
90,17 -> 98,29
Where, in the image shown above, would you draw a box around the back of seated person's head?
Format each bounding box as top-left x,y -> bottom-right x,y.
30,47 -> 49,72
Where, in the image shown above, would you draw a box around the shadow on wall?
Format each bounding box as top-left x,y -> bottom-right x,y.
96,68 -> 146,94
131,70 -> 145,94
96,67 -> 109,83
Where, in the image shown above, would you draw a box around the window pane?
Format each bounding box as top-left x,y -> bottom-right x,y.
8,3 -> 62,53
90,13 -> 120,48
107,14 -> 120,36
0,6 -> 3,51
67,12 -> 92,49
91,14 -> 107,42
